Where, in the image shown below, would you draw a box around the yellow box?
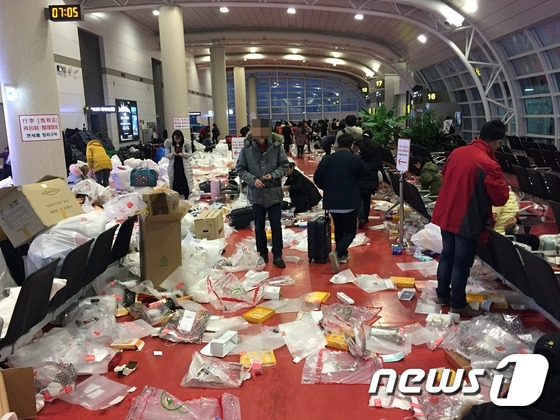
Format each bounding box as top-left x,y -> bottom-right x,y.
304,291 -> 331,303
195,209 -> 225,240
242,306 -> 275,323
435,367 -> 457,386
466,294 -> 485,303
325,333 -> 348,351
390,276 -> 415,288
240,350 -> 277,367
484,293 -> 509,310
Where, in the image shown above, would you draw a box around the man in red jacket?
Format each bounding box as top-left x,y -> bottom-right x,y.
431,120 -> 509,317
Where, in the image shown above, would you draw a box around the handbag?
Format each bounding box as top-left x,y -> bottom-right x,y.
130,166 -> 158,187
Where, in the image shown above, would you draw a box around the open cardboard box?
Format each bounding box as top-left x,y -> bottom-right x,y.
0,367 -> 37,419
0,175 -> 83,247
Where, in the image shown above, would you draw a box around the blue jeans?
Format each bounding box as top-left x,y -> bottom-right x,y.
436,230 -> 479,308
253,203 -> 283,258
331,210 -> 357,258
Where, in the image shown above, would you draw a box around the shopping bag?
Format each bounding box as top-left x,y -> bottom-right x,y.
130,167 -> 158,187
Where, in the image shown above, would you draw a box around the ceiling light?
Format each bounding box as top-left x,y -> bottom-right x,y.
354,14 -> 364,20
417,34 -> 427,43
152,10 -> 159,16
332,52 -> 341,58
464,0 -> 478,14
326,58 -> 344,66
285,54 -> 304,61
365,70 -> 375,78
250,47 -> 257,53
220,7 -> 229,13
245,53 -> 264,60
287,8 -> 296,14
291,48 -> 298,54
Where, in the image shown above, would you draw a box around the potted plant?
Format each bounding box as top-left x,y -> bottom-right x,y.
402,108 -> 449,151
359,105 -> 408,148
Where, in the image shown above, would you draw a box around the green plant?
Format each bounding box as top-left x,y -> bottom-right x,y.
402,108 -> 449,151
359,105 -> 408,148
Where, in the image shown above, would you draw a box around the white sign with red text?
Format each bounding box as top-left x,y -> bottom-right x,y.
173,117 -> 190,130
396,138 -> 411,172
19,114 -> 60,141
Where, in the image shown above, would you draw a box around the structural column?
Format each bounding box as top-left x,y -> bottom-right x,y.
0,0 -> 67,184
233,67 -> 247,135
210,44 -> 229,137
248,76 -> 257,121
158,6 -> 190,140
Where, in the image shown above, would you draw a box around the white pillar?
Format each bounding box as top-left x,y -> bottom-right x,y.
248,76 -> 257,120
158,6 -> 190,140
233,67 -> 247,135
210,45 -> 229,137
0,0 -> 67,184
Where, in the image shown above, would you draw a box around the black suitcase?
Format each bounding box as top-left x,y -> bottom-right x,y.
308,213 -> 331,263
230,206 -> 254,229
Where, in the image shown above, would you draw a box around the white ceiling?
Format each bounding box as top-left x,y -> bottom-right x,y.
81,0 -> 560,84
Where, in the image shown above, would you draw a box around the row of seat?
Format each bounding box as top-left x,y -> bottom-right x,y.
0,214 -> 137,360
512,164 -> 560,203
506,135 -> 557,152
478,228 -> 560,324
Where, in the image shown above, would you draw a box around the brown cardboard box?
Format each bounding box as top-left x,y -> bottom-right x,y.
0,175 -> 84,247
142,189 -> 180,215
194,209 -> 225,240
140,203 -> 189,289
0,367 -> 37,419
444,349 -> 471,373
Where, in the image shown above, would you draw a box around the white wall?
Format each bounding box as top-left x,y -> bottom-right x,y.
50,11 -> 211,147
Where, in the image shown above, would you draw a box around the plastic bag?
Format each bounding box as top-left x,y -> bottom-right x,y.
180,352 -> 251,388
59,374 -> 131,410
126,386 -> 241,420
410,222 -> 442,253
208,272 -> 264,313
158,306 -> 211,343
103,192 -> 147,221
110,165 -> 132,191
34,362 -> 77,402
321,303 -> 382,335
278,315 -> 327,363
301,349 -> 383,384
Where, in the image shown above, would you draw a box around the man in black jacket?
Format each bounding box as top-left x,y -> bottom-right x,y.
283,162 -> 322,213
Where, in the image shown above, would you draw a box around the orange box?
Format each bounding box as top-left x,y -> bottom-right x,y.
242,306 -> 275,323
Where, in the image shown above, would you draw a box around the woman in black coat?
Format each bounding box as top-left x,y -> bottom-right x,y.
355,130 -> 384,228
283,162 -> 322,213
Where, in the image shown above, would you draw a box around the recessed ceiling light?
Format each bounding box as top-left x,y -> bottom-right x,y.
326,58 -> 344,66
354,14 -> 364,20
245,53 -> 264,60
287,8 -> 296,14
152,10 -> 159,16
220,7 -> 229,13
417,34 -> 427,43
332,52 -> 341,58
285,54 -> 304,61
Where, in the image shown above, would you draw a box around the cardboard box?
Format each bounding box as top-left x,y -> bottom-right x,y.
0,176 -> 83,247
142,189 -> 180,215
391,276 -> 415,288
140,204 -> 189,289
444,349 -> 471,373
194,209 -> 225,240
242,306 -> 275,323
0,367 -> 37,419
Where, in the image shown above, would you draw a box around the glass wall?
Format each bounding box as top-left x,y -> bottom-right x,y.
226,72 -> 367,134
419,16 -> 560,146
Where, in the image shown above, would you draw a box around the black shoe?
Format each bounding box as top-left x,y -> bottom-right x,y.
358,219 -> 366,229
260,253 -> 268,263
450,305 -> 483,318
273,258 -> 286,268
436,295 -> 451,306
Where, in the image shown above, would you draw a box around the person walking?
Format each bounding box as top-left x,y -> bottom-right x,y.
236,125 -> 290,268
294,121 -> 309,159
164,129 -> 195,199
431,120 -> 509,317
86,139 -> 112,187
314,133 -> 369,273
355,130 -> 384,228
211,123 -> 221,144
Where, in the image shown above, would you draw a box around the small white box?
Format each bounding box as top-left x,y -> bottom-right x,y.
209,330 -> 238,357
263,286 -> 281,300
336,291 -> 355,305
398,288 -> 416,300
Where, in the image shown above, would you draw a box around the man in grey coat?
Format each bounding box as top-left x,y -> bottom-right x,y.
236,120 -> 290,268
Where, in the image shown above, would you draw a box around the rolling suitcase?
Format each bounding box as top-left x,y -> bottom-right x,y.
308,212 -> 331,263
230,206 -> 254,229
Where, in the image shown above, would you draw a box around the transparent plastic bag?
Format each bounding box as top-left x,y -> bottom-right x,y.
158,307 -> 211,343
301,349 -> 383,384
278,315 -> 327,363
59,374 -> 131,410
34,362 -> 77,402
126,386 -> 241,420
208,272 -> 264,313
180,352 -> 251,388
321,303 -> 382,335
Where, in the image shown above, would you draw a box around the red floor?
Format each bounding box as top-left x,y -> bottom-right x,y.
36,155 -> 560,419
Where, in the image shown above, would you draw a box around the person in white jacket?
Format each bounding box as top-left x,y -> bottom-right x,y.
164,130 -> 195,199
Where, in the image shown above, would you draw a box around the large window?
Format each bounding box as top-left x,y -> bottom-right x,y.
227,72 -> 366,133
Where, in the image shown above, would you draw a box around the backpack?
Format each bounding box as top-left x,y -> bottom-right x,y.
449,125 -> 455,134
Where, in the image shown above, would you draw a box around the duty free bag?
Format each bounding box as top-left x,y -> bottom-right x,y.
130,167 -> 158,187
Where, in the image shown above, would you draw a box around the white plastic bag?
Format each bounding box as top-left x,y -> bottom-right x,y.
410,222 -> 442,253
110,166 -> 132,191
